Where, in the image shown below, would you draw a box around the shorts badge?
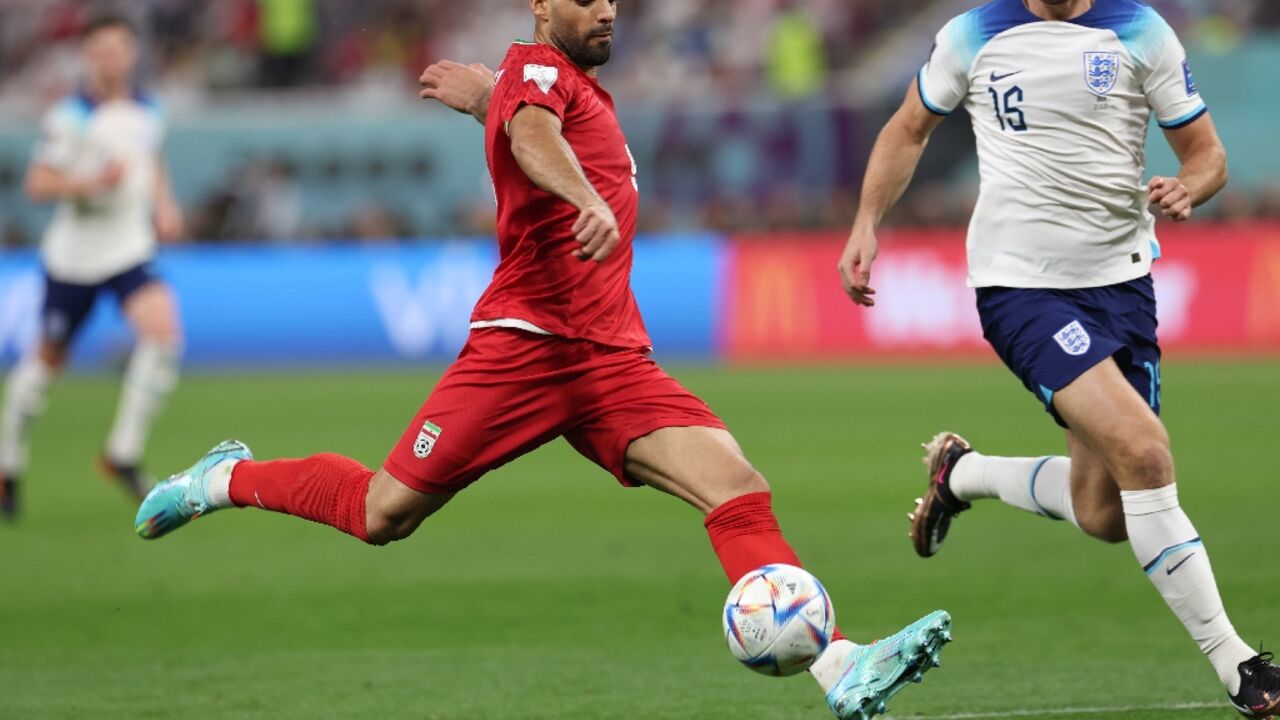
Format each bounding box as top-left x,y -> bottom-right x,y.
1084,51 -> 1119,96
413,420 -> 442,459
1054,320 -> 1092,356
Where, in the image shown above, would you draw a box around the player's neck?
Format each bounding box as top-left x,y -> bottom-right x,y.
86,77 -> 131,103
1023,0 -> 1093,22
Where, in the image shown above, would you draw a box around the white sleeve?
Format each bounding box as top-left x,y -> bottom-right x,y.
918,15 -> 978,116
1142,18 -> 1206,129
31,104 -> 82,170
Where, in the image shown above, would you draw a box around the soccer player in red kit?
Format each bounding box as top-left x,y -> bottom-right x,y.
135,2 -> 950,717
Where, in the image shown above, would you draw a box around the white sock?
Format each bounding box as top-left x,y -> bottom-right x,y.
949,453 -> 1078,527
0,356 -> 54,476
203,457 -> 238,509
809,638 -> 857,694
105,341 -> 180,466
1122,485 -> 1255,693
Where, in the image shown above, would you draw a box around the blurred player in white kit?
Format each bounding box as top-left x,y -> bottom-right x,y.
0,13 -> 184,519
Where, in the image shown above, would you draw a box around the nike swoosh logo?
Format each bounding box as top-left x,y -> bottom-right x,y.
1166,553 -> 1196,575
990,70 -> 1024,82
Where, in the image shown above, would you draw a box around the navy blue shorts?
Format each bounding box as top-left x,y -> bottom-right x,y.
976,275 -> 1161,429
42,263 -> 158,345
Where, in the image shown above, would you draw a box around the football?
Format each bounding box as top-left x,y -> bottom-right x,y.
722,563 -> 835,677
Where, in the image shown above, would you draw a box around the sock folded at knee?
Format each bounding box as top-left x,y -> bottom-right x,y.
705,492 -> 845,643
105,340 -> 181,465
951,453 -> 1078,527
705,492 -> 802,582
0,356 -> 54,475
1122,484 -> 1255,692
229,454 -> 373,543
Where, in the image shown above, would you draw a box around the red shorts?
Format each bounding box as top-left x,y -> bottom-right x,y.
384,328 -> 726,494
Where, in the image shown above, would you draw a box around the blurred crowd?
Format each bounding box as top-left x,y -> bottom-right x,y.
0,0 -> 1278,243
2,0 -> 1277,108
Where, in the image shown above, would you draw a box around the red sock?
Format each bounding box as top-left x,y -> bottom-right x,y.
705,491 -> 846,642
228,454 -> 373,543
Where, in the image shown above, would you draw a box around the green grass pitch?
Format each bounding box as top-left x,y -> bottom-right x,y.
1,361 -> 1276,719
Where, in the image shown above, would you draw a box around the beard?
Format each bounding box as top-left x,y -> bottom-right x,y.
552,26 -> 613,67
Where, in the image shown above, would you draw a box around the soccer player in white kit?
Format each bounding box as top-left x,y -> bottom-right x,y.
839,0 -> 1279,716
0,14 -> 184,519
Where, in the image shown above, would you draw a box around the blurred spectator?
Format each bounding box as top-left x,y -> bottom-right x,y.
346,203 -> 411,242
257,0 -> 319,87
0,0 -> 1277,243
766,3 -> 828,100
188,158 -> 301,242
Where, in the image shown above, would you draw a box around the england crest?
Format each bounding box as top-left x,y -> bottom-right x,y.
1084,51 -> 1119,96
413,420 -> 442,459
1053,320 -> 1092,357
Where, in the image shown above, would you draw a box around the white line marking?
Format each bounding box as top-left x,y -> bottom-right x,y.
887,701 -> 1222,719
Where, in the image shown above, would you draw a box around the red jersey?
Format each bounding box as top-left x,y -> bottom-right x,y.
472,42 -> 650,349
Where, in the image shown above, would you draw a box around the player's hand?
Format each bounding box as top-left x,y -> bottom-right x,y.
838,226 -> 879,307
1148,176 -> 1192,222
154,197 -> 185,243
420,60 -> 495,119
77,160 -> 126,198
572,202 -> 620,263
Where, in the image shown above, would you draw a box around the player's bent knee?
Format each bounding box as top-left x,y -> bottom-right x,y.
363,513 -> 417,546
37,341 -> 69,371
724,467 -> 770,502
363,470 -> 453,545
1112,441 -> 1174,490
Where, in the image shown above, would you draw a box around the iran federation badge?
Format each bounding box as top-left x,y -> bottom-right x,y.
414,420 -> 443,459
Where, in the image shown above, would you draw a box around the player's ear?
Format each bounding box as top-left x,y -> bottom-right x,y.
530,0 -> 551,24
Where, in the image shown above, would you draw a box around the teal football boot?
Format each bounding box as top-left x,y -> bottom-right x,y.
826,610 -> 952,720
134,440 -> 252,540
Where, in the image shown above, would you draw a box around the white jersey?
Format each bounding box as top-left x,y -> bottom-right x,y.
918,0 -> 1206,289
33,91 -> 166,284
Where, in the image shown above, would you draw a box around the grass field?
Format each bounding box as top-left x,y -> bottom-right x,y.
1,361 -> 1277,720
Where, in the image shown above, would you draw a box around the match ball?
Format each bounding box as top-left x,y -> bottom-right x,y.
722,563 -> 835,676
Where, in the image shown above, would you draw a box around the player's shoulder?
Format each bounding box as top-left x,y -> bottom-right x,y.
1068,0 -> 1179,66
932,0 -> 1037,65
130,88 -> 165,117
496,41 -> 580,97
499,41 -> 576,74
45,92 -> 96,129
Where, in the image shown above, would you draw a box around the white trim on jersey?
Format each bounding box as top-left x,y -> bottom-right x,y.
470,319 -> 555,336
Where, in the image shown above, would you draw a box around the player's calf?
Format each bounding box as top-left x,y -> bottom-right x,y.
1064,445 -> 1128,544
1070,492 -> 1127,544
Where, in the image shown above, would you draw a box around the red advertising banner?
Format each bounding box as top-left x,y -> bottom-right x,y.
721,223 -> 1280,361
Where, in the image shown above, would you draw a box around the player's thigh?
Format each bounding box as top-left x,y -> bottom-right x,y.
120,279 -> 181,345
563,349 -> 750,512
624,426 -> 767,515
383,329 -> 573,495
39,275 -> 99,368
1053,358 -> 1171,491
1064,429 -> 1126,542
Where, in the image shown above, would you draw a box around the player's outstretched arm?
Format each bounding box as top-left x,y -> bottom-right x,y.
24,161 -> 124,203
153,156 -> 185,242
419,60 -> 495,125
839,78 -> 946,307
508,105 -> 620,263
1148,113 -> 1227,222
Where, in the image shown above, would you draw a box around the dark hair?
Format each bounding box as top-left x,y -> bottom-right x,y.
83,13 -> 137,39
